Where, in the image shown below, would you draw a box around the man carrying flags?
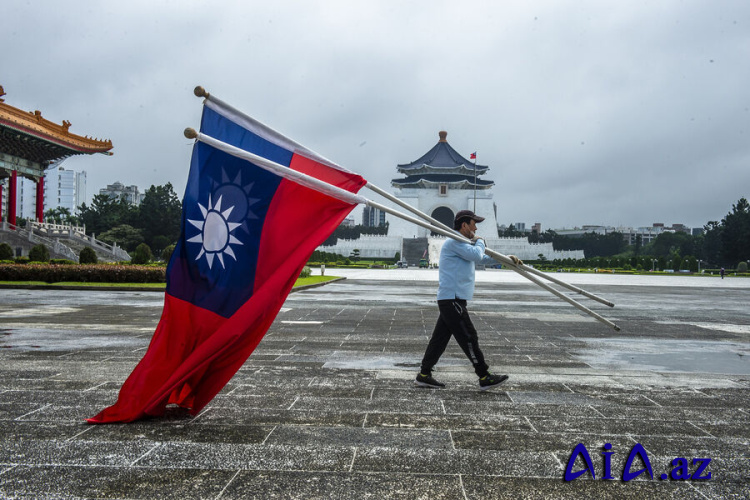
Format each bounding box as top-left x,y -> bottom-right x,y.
415,210 -> 522,391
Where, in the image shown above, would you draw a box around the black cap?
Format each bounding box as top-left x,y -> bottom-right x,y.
454,210 -> 485,229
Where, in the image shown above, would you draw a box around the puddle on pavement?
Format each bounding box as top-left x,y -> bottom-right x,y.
574,338 -> 750,375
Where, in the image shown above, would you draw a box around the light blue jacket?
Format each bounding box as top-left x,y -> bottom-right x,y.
437,238 -> 496,300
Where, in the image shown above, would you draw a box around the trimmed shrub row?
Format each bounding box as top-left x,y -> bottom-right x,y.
0,264 -> 166,283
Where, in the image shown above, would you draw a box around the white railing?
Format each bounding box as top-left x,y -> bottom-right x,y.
0,221 -> 79,261
30,221 -> 87,239
1,220 -> 131,262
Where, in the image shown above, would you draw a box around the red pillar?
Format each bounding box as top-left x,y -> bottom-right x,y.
35,176 -> 44,222
8,170 -> 17,226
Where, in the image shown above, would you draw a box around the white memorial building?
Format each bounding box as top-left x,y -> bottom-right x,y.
319,131 -> 584,263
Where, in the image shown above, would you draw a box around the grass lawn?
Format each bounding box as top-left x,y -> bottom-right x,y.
0,276 -> 340,289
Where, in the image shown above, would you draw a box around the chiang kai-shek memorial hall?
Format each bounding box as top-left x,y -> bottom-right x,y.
387,130 -> 499,242
0,85 -> 113,224
318,130 -> 585,263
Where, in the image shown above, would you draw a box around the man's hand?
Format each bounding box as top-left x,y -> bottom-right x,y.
509,255 -> 523,266
471,235 -> 483,244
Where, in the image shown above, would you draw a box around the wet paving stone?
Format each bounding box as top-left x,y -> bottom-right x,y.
0,465 -> 236,499
0,276 -> 748,498
222,470 -> 464,499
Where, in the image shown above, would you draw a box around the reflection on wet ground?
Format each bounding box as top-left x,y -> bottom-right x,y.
575,337 -> 750,375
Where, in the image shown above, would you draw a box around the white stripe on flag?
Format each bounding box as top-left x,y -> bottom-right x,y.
196,132 -> 367,207
204,97 -> 354,175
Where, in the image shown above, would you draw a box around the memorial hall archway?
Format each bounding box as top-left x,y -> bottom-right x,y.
430,206 -> 454,235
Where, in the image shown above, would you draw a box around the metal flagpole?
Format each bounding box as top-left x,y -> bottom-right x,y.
186,128 -> 620,332
472,152 -> 477,213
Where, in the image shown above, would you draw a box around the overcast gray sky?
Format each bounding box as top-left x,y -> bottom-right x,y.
3,0 -> 749,230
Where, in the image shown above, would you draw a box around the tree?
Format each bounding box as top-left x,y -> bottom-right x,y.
719,197 -> 750,267
702,220 -> 723,266
28,244 -> 50,262
553,232 -> 626,258
686,256 -> 698,272
161,244 -> 176,263
634,234 -> 642,256
79,247 -> 98,264
150,235 -> 172,257
44,207 -> 79,226
131,243 -> 153,265
657,256 -> 666,271
136,183 -> 182,250
645,231 -> 693,258
322,223 -> 388,246
0,243 -> 13,260
78,194 -> 138,237
499,224 -> 523,238
98,224 -> 144,252
672,256 -> 683,272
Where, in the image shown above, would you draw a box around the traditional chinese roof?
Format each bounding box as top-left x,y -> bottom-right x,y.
391,174 -> 494,189
392,131 -> 493,190
396,131 -> 488,176
0,86 -> 113,177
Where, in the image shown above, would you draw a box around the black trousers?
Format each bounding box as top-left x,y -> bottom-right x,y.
420,299 -> 490,378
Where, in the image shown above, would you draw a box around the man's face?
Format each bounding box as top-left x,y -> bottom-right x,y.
460,219 -> 478,238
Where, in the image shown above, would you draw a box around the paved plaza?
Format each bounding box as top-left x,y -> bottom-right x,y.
0,270 -> 748,499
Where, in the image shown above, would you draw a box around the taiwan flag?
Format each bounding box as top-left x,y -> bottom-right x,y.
88,98 -> 366,423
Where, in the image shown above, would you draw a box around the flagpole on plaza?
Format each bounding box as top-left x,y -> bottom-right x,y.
185,127 -> 620,331
472,152 -> 477,213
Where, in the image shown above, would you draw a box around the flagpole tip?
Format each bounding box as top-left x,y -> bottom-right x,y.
184,127 -> 198,139
193,86 -> 209,98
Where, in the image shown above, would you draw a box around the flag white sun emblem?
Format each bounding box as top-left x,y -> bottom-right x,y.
187,194 -> 244,269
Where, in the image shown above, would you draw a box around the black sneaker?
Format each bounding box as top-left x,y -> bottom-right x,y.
414,373 -> 446,388
479,373 -> 509,391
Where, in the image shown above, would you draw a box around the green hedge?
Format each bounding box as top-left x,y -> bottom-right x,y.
0,264 -> 166,283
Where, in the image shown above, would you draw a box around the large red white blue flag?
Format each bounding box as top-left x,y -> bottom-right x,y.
88,98 -> 366,423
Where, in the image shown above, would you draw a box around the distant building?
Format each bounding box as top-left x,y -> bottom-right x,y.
340,217 -> 356,228
362,206 -> 386,227
14,177 -> 36,220
45,166 -> 86,215
319,131 -> 584,263
387,130 -> 498,241
99,181 -> 142,205
13,166 -> 86,218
